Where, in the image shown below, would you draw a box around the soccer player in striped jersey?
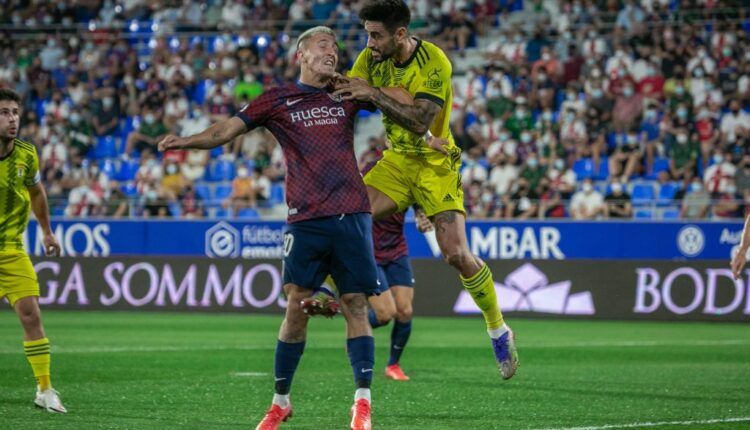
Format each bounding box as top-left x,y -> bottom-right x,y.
333,0 -> 518,380
0,88 -> 66,413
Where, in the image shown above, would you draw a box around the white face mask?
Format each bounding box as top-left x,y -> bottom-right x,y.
237,168 -> 249,178
582,183 -> 593,193
144,114 -> 155,125
554,159 -> 565,170
166,164 -> 177,175
611,183 -> 623,193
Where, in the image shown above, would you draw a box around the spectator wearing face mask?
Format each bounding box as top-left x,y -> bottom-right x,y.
612,83 -> 643,130
604,180 -> 633,218
505,178 -> 538,219
161,161 -> 189,199
694,107 -> 720,167
65,111 -> 94,157
668,130 -> 698,181
224,165 -> 257,211
680,178 -> 711,219
711,179 -> 741,220
504,97 -> 534,139
547,158 -> 577,198
537,178 -> 565,219
609,128 -> 642,183
721,99 -> 750,147
570,178 -> 605,220
703,149 -> 736,194
92,93 -> 119,137
125,110 -> 169,156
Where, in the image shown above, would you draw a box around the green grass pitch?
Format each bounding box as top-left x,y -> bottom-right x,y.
1,311 -> 749,429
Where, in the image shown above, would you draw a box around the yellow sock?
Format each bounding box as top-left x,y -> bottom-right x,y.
460,264 -> 504,331
24,337 -> 51,390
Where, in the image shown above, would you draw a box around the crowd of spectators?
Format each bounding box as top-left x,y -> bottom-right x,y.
0,0 -> 748,220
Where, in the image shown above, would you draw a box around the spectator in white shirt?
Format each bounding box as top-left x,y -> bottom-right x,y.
570,178 -> 605,219
703,149 -> 737,194
720,99 -> 750,146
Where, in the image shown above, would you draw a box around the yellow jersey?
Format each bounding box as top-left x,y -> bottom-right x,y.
0,139 -> 40,252
349,38 -> 456,157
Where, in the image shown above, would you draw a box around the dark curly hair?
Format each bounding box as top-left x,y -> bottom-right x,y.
359,0 -> 411,33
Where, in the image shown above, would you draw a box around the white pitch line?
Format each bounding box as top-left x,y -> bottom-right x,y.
231,372 -> 269,377
0,339 -> 747,354
534,416 -> 750,430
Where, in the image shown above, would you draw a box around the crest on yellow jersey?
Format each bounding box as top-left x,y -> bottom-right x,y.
16,164 -> 25,178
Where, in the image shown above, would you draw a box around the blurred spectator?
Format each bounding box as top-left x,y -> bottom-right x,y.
570,179 -> 605,220
537,177 -> 565,219
604,181 -> 633,219
609,128 -> 642,182
668,130 -> 698,181
65,178 -> 102,217
101,181 -> 129,218
179,184 -> 204,219
612,83 -> 643,130
505,178 -> 538,219
736,156 -> 750,195
680,178 -> 711,219
125,110 -> 168,155
65,111 -> 94,157
92,93 -> 120,137
721,99 -> 750,147
711,180 -> 741,220
223,165 -> 257,210
547,158 -> 577,198
487,156 -> 518,197
704,149 -> 737,194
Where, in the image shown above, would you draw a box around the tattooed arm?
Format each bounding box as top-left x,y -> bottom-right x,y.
370,89 -> 441,136
158,117 -> 247,152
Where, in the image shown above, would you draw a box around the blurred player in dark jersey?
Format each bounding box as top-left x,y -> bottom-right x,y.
159,26 -> 376,430
367,204 -> 433,381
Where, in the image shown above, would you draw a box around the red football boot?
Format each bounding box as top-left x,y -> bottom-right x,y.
255,403 -> 292,430
350,398 -> 372,430
384,363 -> 410,381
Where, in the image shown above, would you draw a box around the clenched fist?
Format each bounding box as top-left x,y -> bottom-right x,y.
158,135 -> 188,152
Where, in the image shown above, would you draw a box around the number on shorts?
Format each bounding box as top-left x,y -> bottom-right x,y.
283,233 -> 294,257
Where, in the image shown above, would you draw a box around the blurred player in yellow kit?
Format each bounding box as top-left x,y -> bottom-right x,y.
0,88 -> 66,413
333,0 -> 518,379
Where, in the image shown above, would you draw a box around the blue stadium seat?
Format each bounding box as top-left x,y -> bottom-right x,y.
121,182 -> 138,197
593,157 -> 609,180
208,160 -> 235,182
661,207 -> 681,219
236,208 -> 260,219
169,202 -> 182,217
573,158 -> 594,180
269,183 -> 285,204
644,157 -> 670,179
656,182 -> 680,207
95,136 -> 119,159
631,183 -> 656,206
116,159 -> 140,181
215,184 -> 232,200
634,208 -> 654,219
194,184 -> 211,201
98,159 -> 118,179
213,207 -> 232,218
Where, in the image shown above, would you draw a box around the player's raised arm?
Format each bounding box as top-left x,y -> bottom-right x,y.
731,214 -> 750,279
158,116 -> 247,152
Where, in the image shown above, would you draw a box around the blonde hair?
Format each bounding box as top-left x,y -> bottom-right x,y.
296,26 -> 337,50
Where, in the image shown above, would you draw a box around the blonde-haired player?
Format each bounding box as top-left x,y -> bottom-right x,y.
0,88 -> 65,412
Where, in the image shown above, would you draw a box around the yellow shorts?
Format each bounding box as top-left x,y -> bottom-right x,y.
364,148 -> 465,217
0,252 -> 39,307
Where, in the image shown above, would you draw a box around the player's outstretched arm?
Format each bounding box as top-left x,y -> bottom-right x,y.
731,214 -> 750,279
158,116 -> 247,152
28,182 -> 60,257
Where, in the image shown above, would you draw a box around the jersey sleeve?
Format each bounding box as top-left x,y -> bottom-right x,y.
24,148 -> 41,187
348,49 -> 372,83
234,90 -> 277,130
415,53 -> 452,109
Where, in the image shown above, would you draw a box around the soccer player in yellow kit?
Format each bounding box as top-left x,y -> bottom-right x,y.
0,89 -> 66,412
334,0 -> 518,379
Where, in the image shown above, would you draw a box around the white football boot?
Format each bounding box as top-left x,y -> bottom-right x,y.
34,387 -> 67,413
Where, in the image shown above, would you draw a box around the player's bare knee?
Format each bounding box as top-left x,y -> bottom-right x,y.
18,308 -> 41,331
444,249 -> 472,271
341,293 -> 368,317
397,306 -> 413,322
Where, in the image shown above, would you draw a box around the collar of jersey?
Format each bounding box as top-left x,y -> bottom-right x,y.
393,38 -> 422,69
295,80 -> 328,93
0,139 -> 17,161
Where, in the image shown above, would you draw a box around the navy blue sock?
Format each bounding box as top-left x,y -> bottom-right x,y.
274,340 -> 305,395
368,308 -> 384,328
347,336 -> 375,388
388,320 -> 412,366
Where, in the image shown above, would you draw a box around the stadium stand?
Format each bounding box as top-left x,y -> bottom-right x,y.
0,0 -> 748,220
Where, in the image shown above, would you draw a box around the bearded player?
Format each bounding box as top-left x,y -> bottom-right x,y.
333,0 -> 518,379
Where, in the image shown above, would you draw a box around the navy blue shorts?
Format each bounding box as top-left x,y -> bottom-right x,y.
375,255 -> 414,294
283,213 -> 379,296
